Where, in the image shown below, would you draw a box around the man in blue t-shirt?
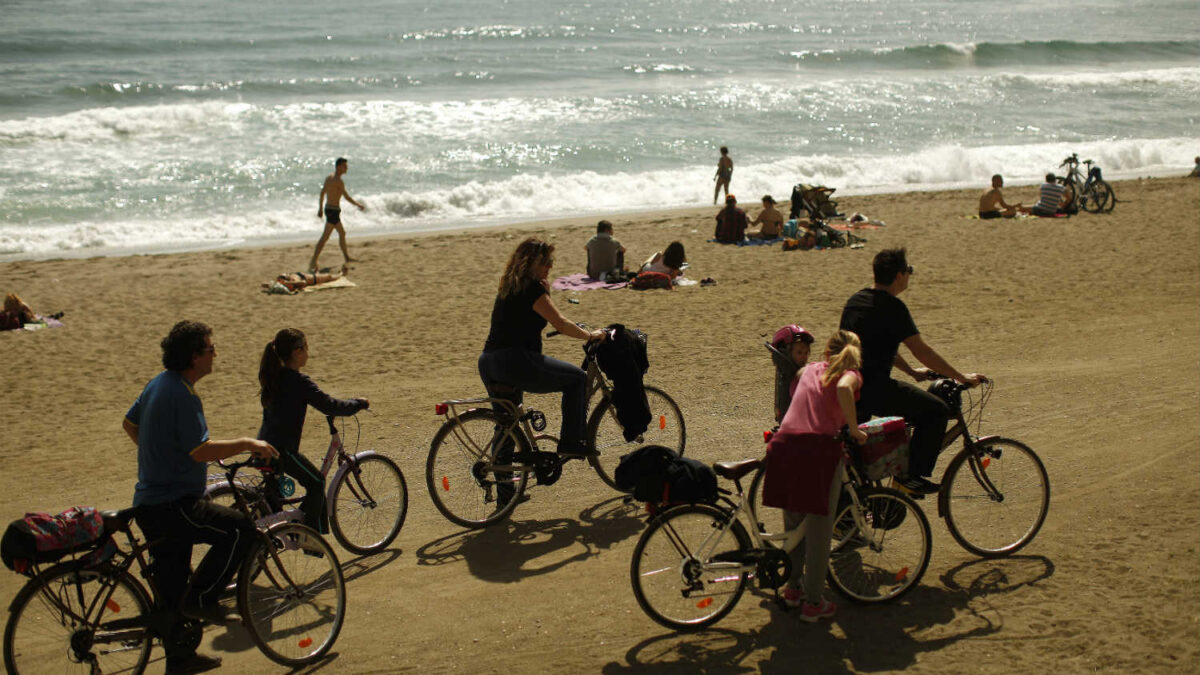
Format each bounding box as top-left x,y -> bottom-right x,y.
124,320 -> 276,675
839,248 -> 986,494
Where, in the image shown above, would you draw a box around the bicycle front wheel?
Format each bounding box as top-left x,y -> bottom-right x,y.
941,437 -> 1050,558
238,523 -> 345,667
588,385 -> 686,489
330,454 -> 408,555
426,408 -> 532,529
630,504 -> 751,631
4,564 -> 153,675
828,487 -> 931,604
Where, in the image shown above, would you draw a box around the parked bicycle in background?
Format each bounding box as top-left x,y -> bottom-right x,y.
1059,153 -> 1116,213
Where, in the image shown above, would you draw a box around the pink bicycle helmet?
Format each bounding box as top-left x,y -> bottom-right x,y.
772,324 -> 814,350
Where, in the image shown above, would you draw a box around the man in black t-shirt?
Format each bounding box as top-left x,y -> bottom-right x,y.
839,248 -> 986,494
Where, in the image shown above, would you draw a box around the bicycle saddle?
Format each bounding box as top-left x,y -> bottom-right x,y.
100,507 -> 139,533
713,458 -> 761,481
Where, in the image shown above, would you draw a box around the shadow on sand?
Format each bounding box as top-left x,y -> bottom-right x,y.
601,554 -> 1055,674
414,495 -> 646,583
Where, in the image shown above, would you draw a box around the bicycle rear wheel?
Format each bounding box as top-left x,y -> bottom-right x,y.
1101,180 -> 1116,212
1056,177 -> 1080,212
588,385 -> 686,489
827,487 -> 931,603
3,564 -> 152,675
330,454 -> 408,555
426,408 -> 532,528
629,504 -> 751,631
238,523 -> 345,667
1081,181 -> 1111,213
941,437 -> 1050,558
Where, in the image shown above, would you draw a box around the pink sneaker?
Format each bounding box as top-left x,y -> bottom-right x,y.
781,587 -> 805,608
798,599 -> 837,623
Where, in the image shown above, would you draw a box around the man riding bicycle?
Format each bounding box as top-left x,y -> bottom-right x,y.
122,320 -> 277,674
839,248 -> 986,494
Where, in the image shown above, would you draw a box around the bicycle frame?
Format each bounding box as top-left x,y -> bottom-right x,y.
933,382 -> 1007,518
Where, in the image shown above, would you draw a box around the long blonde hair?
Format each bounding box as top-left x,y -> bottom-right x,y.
821,330 -> 863,387
498,237 -> 554,297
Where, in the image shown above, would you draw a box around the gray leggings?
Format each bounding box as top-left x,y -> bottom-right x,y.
783,462 -> 845,601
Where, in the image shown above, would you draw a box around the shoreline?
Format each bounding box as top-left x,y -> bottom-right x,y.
1,168 -> 1192,265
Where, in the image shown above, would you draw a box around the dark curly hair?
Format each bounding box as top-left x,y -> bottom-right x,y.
161,320 -> 212,371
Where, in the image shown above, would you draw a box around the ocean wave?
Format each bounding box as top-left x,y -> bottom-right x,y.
789,39 -> 1200,69
0,102 -> 253,144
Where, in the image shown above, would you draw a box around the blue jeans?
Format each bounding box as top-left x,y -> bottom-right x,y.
478,348 -> 587,452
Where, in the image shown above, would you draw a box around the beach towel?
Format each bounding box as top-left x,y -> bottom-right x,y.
706,237 -> 783,247
302,277 -> 357,292
551,273 -> 629,291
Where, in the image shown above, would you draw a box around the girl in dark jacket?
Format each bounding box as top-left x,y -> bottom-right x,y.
258,328 -> 368,533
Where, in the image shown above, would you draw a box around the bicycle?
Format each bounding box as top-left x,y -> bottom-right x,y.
629,433 -> 932,632
204,413 -> 408,556
3,457 -> 347,673
1058,153 -> 1116,213
749,374 -> 1050,558
426,327 -> 685,529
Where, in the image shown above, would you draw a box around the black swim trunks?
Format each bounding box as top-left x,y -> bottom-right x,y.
978,210 -> 1003,219
324,206 -> 341,225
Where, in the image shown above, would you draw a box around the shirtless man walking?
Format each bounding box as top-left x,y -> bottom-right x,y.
311,157 -> 366,272
978,174 -> 1029,219
713,146 -> 733,204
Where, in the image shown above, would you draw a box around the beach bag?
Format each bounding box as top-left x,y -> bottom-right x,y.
2,507 -> 116,575
781,219 -> 800,239
630,271 -> 673,290
614,446 -> 718,505
857,417 -> 911,481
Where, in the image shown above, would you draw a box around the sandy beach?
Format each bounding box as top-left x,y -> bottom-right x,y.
1,176 -> 1197,673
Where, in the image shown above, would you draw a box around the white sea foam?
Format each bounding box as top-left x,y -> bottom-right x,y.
3,137 -> 1193,261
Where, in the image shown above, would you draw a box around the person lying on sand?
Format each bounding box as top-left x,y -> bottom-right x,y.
263,270 -> 343,292
979,174 -> 1029,219
1,293 -> 40,331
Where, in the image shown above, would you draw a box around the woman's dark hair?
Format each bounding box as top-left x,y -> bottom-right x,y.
498,237 -> 554,298
663,241 -> 686,270
259,328 -> 305,406
161,320 -> 211,371
872,247 -> 909,285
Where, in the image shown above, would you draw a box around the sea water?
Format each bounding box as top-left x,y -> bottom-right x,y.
1,0 -> 1197,260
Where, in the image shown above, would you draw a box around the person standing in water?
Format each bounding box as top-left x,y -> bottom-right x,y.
311,157 -> 366,273
714,146 -> 733,204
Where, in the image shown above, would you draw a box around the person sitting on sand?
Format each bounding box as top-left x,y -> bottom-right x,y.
1031,173 -> 1069,217
714,194 -> 748,243
584,220 -> 627,281
749,195 -> 784,239
1189,156 -> 1200,178
479,238 -> 606,505
263,270 -> 342,292
641,241 -> 687,280
0,293 -> 37,331
257,328 -> 369,535
979,174 -> 1030,219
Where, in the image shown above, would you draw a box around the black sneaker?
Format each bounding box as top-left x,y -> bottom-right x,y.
166,653 -> 223,675
896,476 -> 941,495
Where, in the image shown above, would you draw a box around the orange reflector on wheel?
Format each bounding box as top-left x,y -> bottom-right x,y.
442,476 -> 450,491
696,597 -> 713,609
895,567 -> 909,582
298,638 -> 313,648
106,599 -> 121,613
659,415 -> 666,430
981,458 -> 991,470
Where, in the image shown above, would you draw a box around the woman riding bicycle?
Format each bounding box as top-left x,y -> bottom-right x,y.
761,329 -> 869,623
479,237 -> 605,459
258,328 -> 369,534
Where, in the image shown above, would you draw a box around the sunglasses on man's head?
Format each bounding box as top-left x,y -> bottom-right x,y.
905,265 -> 914,275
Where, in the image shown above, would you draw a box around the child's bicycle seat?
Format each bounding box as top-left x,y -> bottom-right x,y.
766,342 -> 799,423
